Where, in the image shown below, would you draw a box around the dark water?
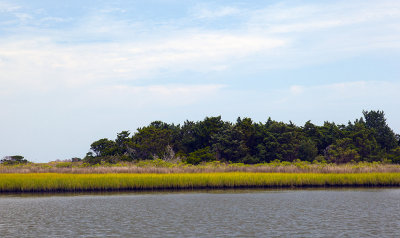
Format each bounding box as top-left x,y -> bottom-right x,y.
1,189 -> 400,237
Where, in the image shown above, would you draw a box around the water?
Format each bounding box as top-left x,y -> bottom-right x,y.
1,189 -> 400,237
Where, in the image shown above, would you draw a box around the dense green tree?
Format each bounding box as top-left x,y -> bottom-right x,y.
318,122 -> 343,153
83,110 -> 399,164
302,121 -> 324,153
363,110 -> 397,151
256,131 -> 280,162
325,138 -> 360,163
83,152 -> 102,165
211,123 -> 248,162
269,121 -> 302,161
1,155 -> 29,165
388,147 -> 400,164
254,120 -> 303,162
194,116 -> 225,149
130,123 -> 174,160
185,147 -> 215,164
90,139 -> 117,157
349,122 -> 380,161
235,117 -> 257,152
115,131 -> 131,156
298,139 -> 318,162
177,120 -> 197,154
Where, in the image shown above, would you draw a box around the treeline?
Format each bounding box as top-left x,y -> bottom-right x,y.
84,110 -> 400,164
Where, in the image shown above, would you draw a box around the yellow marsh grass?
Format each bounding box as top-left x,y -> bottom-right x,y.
1,173 -> 400,192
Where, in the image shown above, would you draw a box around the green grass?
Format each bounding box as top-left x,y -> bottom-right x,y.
1,173 -> 400,192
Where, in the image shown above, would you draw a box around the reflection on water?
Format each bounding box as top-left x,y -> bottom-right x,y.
1,189 -> 400,237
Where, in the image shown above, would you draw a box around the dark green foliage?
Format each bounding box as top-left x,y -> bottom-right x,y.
235,117 -> 257,153
325,138 -> 360,163
83,152 -> 99,165
194,116 -> 225,150
211,122 -> 248,162
185,147 -> 215,165
363,110 -> 397,151
90,139 -> 117,157
115,131 -> 131,155
1,155 -> 29,165
130,124 -> 174,160
71,157 -> 81,162
84,110 -> 400,164
388,147 -> 400,164
255,121 -> 303,162
255,131 -> 279,162
84,156 -> 102,165
298,139 -> 318,162
318,121 -> 344,153
177,120 -> 197,153
239,154 -> 260,164
348,121 -> 380,161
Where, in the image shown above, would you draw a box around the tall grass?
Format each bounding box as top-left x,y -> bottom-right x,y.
1,160 -> 400,174
1,173 -> 400,192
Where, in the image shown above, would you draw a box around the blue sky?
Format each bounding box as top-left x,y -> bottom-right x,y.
1,0 -> 399,162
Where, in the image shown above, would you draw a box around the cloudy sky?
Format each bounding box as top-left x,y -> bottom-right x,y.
1,0 -> 399,162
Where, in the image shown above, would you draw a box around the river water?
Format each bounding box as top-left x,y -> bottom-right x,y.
1,189 -> 400,237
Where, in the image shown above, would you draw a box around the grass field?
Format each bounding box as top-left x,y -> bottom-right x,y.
1,173 -> 400,192
2,160 -> 400,174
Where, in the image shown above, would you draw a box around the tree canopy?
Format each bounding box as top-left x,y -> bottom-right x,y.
83,110 -> 400,164
0,155 -> 29,165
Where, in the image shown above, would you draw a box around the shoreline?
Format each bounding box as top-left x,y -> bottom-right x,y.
1,186 -> 399,196
2,172 -> 400,193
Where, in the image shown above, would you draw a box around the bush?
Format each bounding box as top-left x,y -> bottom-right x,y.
71,157 -> 81,162
1,155 -> 29,165
325,139 -> 361,164
388,147 -> 400,164
185,147 -> 216,165
239,155 -> 260,164
313,155 -> 327,164
84,156 -> 102,165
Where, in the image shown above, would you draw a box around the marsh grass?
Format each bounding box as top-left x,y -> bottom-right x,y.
1,160 -> 400,174
1,173 -> 400,192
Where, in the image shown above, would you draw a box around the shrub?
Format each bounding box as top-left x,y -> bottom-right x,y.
239,154 -> 260,164
71,157 -> 81,162
0,155 -> 29,165
388,147 -> 400,164
185,147 -> 216,165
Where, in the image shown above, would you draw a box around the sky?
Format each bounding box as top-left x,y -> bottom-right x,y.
1,0 -> 399,162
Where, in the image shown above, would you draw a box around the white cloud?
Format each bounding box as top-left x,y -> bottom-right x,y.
99,7 -> 127,14
1,0 -> 399,96
249,1 -> 400,32
0,2 -> 21,12
15,12 -> 32,22
0,33 -> 285,94
193,6 -> 241,19
88,84 -> 226,107
245,0 -> 400,65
